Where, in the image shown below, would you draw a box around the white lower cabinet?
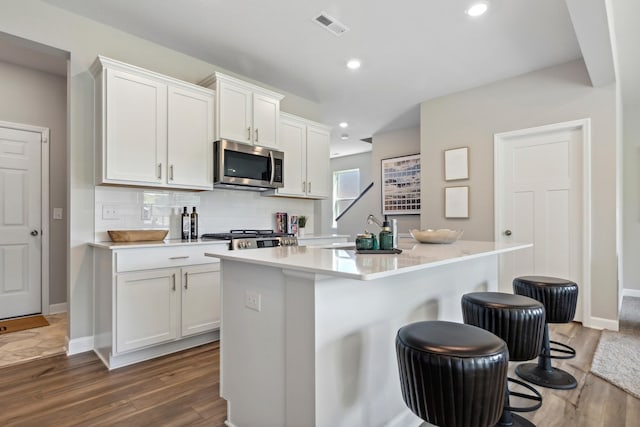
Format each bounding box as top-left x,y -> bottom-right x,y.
93,244 -> 222,369
181,264 -> 221,336
116,268 -> 179,353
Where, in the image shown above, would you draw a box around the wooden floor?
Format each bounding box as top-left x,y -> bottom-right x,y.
0,323 -> 638,426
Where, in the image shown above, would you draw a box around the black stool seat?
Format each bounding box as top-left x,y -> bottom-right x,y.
396,320 -> 509,427
462,292 -> 545,427
513,276 -> 579,390
512,276 -> 578,323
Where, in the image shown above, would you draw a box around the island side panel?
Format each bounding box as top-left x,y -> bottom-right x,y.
313,254 -> 499,427
220,259 -> 289,427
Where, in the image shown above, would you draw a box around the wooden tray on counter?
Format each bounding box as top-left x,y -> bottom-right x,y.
108,229 -> 169,242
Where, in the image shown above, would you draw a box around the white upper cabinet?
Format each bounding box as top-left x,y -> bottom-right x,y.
167,86 -> 214,189
201,72 -> 283,148
91,56 -> 215,190
268,112 -> 331,199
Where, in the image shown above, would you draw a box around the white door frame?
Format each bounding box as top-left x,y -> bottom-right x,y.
494,118 -> 592,327
0,120 -> 50,315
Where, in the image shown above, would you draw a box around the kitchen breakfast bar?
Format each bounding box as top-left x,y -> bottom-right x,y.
204,240 -> 530,427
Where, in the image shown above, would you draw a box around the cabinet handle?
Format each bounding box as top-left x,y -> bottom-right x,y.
302,181 -> 306,193
247,127 -> 251,141
158,163 -> 162,179
169,165 -> 174,181
169,256 -> 190,260
172,273 -> 176,291
308,182 -> 311,193
184,272 -> 189,290
255,128 -> 259,142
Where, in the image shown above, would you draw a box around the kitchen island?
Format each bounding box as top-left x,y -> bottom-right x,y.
204,240 -> 531,427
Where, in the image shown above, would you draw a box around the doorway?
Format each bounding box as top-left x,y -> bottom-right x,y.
494,119 -> 591,323
0,121 -> 49,319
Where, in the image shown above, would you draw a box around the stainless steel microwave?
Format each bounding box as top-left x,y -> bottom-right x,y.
214,139 -> 284,191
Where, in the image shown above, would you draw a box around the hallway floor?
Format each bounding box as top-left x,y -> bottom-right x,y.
0,312 -> 67,368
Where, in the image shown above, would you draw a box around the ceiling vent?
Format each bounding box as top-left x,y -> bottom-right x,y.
313,12 -> 349,36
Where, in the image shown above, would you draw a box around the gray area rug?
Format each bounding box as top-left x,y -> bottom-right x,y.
591,296 -> 640,399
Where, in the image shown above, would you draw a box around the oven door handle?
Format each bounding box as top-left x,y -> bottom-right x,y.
268,151 -> 275,185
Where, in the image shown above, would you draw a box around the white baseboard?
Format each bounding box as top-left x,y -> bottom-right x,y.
584,316 -> 619,332
622,288 -> 640,298
49,303 -> 67,314
67,335 -> 94,355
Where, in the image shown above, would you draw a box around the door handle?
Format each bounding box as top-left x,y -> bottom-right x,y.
504,230 -> 512,236
30,230 -> 39,236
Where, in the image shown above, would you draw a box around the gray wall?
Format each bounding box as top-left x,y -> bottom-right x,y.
420,59 -> 618,323
372,127 -> 421,235
323,151 -> 373,237
0,60 -> 67,306
623,103 -> 640,292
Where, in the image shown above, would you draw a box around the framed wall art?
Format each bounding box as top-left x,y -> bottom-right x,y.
445,186 -> 469,218
444,147 -> 469,181
381,154 -> 421,215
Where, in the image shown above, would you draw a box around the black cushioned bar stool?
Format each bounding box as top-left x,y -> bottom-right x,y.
396,320 -> 509,427
513,276 -> 579,390
462,292 -> 546,427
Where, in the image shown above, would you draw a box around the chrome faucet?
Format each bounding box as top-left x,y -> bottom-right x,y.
367,214 -> 383,228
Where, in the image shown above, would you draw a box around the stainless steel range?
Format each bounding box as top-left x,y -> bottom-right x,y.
201,229 -> 298,250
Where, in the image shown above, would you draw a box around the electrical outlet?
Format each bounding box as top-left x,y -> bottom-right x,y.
245,290 -> 261,312
53,207 -> 63,220
102,205 -> 119,220
141,205 -> 152,220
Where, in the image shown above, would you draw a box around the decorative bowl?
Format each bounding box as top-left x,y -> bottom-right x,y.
409,229 -> 464,244
108,229 -> 169,242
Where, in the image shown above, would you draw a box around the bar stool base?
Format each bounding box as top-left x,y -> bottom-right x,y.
497,412 -> 535,427
516,363 -> 577,390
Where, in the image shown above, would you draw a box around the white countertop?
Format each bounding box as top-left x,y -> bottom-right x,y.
205,239 -> 532,281
89,239 -> 230,250
88,234 -> 349,250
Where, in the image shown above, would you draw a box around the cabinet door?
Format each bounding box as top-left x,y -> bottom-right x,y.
105,68 -> 166,185
252,92 -> 280,148
277,117 -> 307,197
116,268 -> 178,353
218,80 -> 252,144
181,263 -> 221,336
167,86 -> 214,189
305,125 -> 331,198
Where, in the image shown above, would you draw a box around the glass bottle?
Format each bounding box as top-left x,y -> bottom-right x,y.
379,219 -> 394,250
181,206 -> 190,240
190,207 -> 198,240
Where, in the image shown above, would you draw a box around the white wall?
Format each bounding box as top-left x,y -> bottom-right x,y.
420,59 -> 618,323
0,0 -> 324,344
0,60 -> 67,306
623,103 -> 640,293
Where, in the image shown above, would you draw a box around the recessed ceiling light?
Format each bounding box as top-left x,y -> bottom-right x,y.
347,59 -> 361,70
341,134 -> 349,140
466,2 -> 488,17
339,122 -> 349,128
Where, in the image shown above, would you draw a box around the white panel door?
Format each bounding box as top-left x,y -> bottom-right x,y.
116,268 -> 178,353
0,126 -> 42,318
167,86 -> 214,189
277,117 -> 307,197
218,81 -> 252,144
105,69 -> 166,185
252,92 -> 280,148
496,126 -> 583,320
305,125 -> 330,198
181,263 -> 221,337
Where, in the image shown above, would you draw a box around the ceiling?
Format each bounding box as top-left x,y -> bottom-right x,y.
13,1 -> 638,157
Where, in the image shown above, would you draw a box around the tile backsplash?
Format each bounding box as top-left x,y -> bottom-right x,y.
95,186 -> 315,241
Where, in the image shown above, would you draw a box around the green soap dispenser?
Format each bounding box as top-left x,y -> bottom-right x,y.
379,216 -> 394,250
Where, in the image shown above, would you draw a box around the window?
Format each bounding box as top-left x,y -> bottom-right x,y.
333,168 -> 360,228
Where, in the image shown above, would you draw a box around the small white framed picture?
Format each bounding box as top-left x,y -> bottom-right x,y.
445,186 -> 469,218
444,147 -> 469,181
